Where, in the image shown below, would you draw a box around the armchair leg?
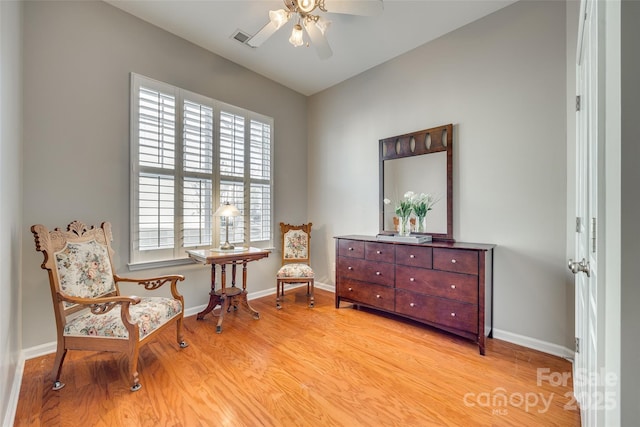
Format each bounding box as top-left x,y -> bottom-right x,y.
128,347 -> 141,392
51,346 -> 68,391
176,318 -> 188,348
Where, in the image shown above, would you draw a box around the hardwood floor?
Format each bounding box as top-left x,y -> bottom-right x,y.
14,289 -> 580,426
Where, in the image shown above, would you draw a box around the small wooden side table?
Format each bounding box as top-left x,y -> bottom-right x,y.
187,247 -> 270,333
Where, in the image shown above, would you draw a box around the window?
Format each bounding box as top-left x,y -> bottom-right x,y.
130,73 -> 273,267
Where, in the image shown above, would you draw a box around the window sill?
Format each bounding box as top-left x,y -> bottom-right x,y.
128,257 -> 198,272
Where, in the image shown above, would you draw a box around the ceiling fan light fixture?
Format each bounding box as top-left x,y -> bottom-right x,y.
289,23 -> 304,47
269,9 -> 290,29
251,0 -> 381,58
296,0 -> 317,14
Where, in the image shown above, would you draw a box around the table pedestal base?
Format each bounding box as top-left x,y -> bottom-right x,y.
194,254 -> 267,333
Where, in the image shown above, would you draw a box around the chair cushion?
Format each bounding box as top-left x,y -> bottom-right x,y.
283,230 -> 309,261
277,263 -> 314,279
54,240 -> 116,308
63,296 -> 182,340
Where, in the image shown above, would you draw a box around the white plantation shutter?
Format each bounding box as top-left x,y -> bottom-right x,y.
183,177 -> 213,247
183,100 -> 213,173
138,173 -> 175,250
130,74 -> 273,267
131,76 -> 178,262
138,88 -> 175,169
219,109 -> 246,246
219,111 -> 245,177
182,99 -> 214,248
249,120 -> 272,242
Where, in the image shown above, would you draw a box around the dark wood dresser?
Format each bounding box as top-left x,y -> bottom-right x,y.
335,235 -> 494,355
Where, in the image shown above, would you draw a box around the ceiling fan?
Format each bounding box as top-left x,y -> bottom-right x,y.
247,0 -> 384,60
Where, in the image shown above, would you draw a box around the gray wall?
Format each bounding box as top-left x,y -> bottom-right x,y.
0,0 -> 23,423
307,0 -> 573,350
621,0 -> 640,422
21,0 -> 308,348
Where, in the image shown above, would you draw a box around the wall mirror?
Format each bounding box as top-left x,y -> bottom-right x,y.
379,123 -> 454,241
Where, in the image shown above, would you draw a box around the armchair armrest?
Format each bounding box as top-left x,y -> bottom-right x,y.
113,274 -> 185,299
58,292 -> 141,308
57,292 -> 142,328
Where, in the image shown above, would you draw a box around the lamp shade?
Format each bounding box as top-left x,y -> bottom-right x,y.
214,202 -> 240,217
289,24 -> 304,47
269,9 -> 290,29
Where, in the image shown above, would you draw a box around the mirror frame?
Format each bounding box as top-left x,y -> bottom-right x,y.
379,123 -> 454,241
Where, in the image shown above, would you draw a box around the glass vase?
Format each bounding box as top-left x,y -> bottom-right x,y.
398,216 -> 411,236
416,215 -> 426,233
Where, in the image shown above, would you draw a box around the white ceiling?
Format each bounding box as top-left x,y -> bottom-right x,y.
105,0 -> 516,96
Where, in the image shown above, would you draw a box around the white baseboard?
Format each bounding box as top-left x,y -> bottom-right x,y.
492,328 -> 574,360
21,341 -> 57,360
4,357 -> 24,427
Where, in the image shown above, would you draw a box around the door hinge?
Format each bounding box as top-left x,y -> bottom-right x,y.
575,337 -> 580,354
576,95 -> 581,111
591,217 -> 597,253
576,217 -> 582,233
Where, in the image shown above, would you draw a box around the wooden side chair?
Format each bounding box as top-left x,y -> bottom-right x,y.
276,222 -> 315,309
31,220 -> 188,392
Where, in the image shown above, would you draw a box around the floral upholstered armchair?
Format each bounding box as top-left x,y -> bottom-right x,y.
276,222 -> 315,309
31,220 -> 188,392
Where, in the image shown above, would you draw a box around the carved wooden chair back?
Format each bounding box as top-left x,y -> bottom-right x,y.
276,222 -> 315,309
31,220 -> 188,392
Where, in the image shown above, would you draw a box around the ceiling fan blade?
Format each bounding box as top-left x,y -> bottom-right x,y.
303,19 -> 333,60
247,21 -> 279,48
324,0 -> 384,16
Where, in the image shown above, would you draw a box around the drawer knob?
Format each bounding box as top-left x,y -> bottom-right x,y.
375,271 -> 381,276
376,250 -> 381,254
348,266 -> 353,270
451,259 -> 457,264
410,277 -> 415,282
348,247 -> 354,251
348,287 -> 353,291
376,294 -> 381,299
409,254 -> 415,259
451,312 -> 456,317
450,284 -> 456,289
410,303 -> 416,307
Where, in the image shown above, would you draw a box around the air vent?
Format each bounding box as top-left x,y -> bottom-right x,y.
231,29 -> 252,46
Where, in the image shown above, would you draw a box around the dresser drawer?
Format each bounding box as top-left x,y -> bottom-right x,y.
395,289 -> 478,334
395,267 -> 478,304
395,245 -> 432,268
337,256 -> 394,287
433,248 -> 478,275
365,242 -> 395,263
337,278 -> 394,311
338,239 -> 365,258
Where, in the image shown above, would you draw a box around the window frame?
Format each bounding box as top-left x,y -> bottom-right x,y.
129,73 -> 274,270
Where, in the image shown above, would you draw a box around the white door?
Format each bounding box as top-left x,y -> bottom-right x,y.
572,0 -> 605,425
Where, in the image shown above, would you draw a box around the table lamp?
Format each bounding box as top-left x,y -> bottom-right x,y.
214,201 -> 240,250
